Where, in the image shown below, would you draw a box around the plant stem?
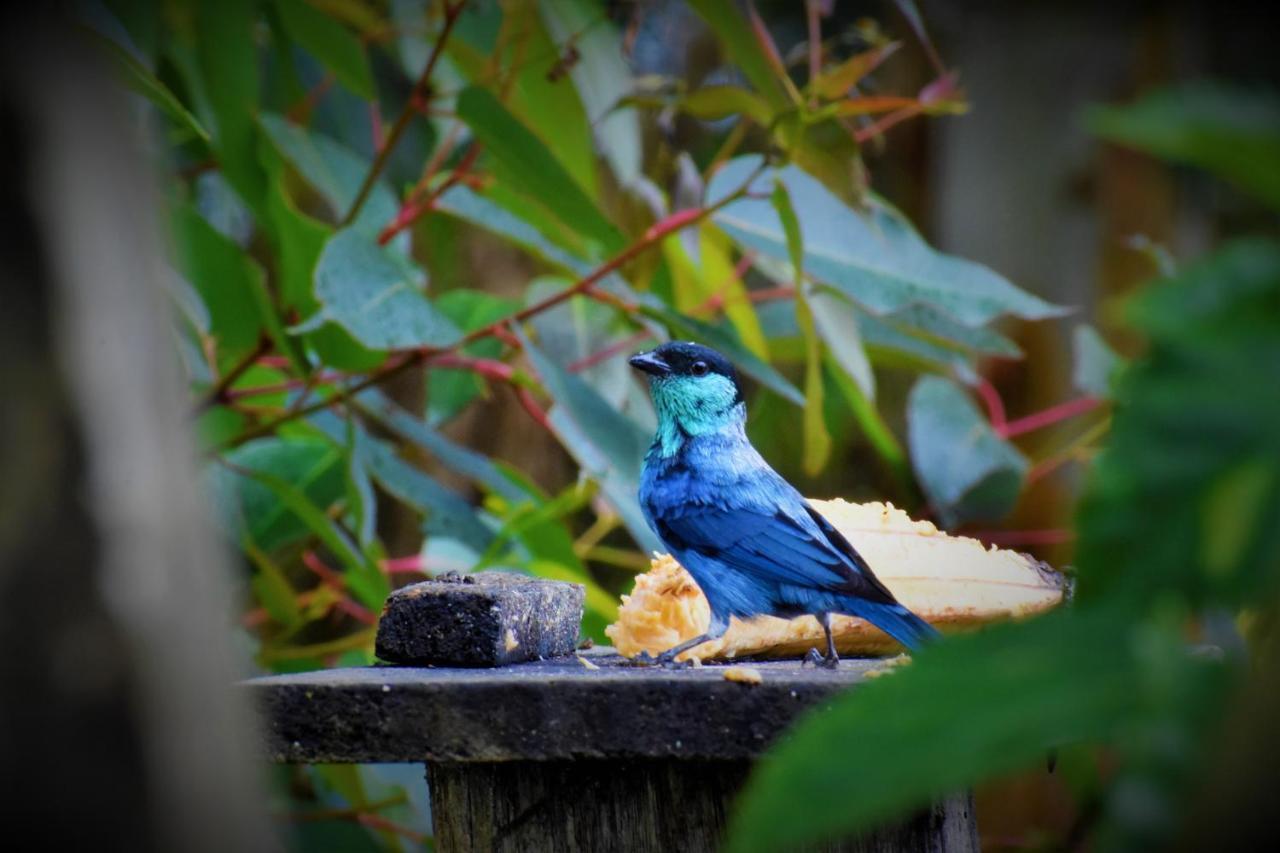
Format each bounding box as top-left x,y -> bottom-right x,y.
341,0 -> 467,226
193,336 -> 271,414
1001,396 -> 1101,438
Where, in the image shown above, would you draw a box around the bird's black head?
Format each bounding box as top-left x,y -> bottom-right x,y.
629,343 -> 746,433
630,342 -> 742,397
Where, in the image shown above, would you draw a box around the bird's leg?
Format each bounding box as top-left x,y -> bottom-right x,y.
803,613 -> 840,669
653,612 -> 730,668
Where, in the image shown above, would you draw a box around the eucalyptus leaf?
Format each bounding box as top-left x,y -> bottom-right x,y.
907,375 -> 1027,527
305,227 -> 460,350
709,156 -> 1065,326
274,0 -> 376,99
1073,324 -> 1121,399
456,86 -> 624,252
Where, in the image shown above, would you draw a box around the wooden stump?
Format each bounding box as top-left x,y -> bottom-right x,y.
428,759 -> 976,853
247,649 -> 979,851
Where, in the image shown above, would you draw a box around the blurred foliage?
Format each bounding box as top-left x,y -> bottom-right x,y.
726,82 -> 1280,852
87,0 -> 1278,849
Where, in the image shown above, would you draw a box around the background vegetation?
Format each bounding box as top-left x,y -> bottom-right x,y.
88,0 -> 1279,849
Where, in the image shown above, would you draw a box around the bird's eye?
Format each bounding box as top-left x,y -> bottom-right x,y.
691,361 -> 709,377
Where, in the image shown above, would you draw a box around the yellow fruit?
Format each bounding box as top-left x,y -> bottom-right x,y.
605,499 -> 1068,662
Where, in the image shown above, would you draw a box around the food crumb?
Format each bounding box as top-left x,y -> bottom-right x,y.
576,655 -> 599,670
722,666 -> 763,685
504,629 -> 520,652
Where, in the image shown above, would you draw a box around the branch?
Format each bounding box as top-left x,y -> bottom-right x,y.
341,0 -> 467,226
1000,396 -> 1101,439
192,336 -> 271,415
209,162 -> 766,455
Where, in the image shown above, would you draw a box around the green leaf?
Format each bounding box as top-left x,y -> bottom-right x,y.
215,437 -> 347,552
230,458 -> 388,608
245,540 -> 303,628
436,184 -> 595,275
170,203 -> 267,365
274,0 -> 376,99
355,389 -> 530,504
709,156 -> 1065,326
304,227 -> 461,350
424,289 -> 520,423
93,31 -> 211,142
363,438 -> 495,553
538,0 -> 642,186
258,113 -> 400,239
196,0 -> 266,216
517,330 -> 661,552
344,421 -> 377,550
808,286 -> 875,400
794,296 -> 831,476
681,85 -> 772,125
1087,82 -> 1280,210
907,375 -> 1027,527
725,610 -> 1142,852
1076,239 -> 1280,607
688,0 -> 790,112
456,86 -> 624,253
1073,324 -> 1121,399
811,42 -> 901,100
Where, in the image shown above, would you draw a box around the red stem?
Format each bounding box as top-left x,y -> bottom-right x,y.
974,378 -> 1007,433
569,329 -> 652,372
1001,397 -> 1100,438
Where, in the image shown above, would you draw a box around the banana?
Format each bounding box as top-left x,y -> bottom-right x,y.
605,499 -> 1068,661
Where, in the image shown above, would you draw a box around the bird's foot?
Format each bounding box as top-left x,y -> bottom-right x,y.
802,647 -> 840,669
655,652 -> 694,670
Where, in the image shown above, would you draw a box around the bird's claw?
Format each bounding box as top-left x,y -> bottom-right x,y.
631,650 -> 692,669
802,647 -> 840,669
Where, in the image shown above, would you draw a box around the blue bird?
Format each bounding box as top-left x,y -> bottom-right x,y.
629,341 -> 938,667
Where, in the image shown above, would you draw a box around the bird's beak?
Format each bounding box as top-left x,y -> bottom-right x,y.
628,350 -> 671,377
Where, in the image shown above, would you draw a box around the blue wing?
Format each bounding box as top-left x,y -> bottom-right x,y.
649,478 -> 898,606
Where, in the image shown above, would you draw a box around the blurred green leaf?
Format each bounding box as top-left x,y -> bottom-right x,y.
1073,324 -> 1121,399
809,286 -> 875,400
710,156 -> 1065,326
92,31 -> 211,142
170,203 -> 267,366
355,389 -> 530,503
196,0 -> 266,216
245,540 -> 303,629
688,0 -> 790,112
681,85 -> 772,125
425,289 -> 520,423
725,610 -> 1143,852
538,0 -> 642,185
230,455 -> 388,608
344,421 -> 377,550
456,86 -> 624,253
1087,82 -> 1280,210
518,330 -> 661,552
1076,240 -> 1280,607
303,227 -> 461,350
258,113 -> 399,239
811,42 -> 901,100
907,375 -> 1027,527
216,437 -> 346,552
274,0 -> 376,99
436,184 -> 596,273
363,437 -> 495,553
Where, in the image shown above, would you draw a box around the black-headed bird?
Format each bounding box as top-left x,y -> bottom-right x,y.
629,341 -> 938,667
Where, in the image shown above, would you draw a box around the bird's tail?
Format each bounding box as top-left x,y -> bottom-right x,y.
850,600 -> 939,650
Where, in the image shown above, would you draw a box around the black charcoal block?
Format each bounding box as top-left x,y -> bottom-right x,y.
375,572 -> 585,667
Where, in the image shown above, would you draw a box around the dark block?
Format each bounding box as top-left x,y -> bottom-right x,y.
374,572 -> 584,667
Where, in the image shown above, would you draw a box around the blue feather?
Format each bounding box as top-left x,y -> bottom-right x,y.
631,341 -> 940,661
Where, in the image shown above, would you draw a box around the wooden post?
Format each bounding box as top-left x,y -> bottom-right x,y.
248,652 -> 979,851
427,759 -> 977,853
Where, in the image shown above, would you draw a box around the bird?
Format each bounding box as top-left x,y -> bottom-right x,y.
629,341 -> 938,667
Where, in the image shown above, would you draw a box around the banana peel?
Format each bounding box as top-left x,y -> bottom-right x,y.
605,499 -> 1068,662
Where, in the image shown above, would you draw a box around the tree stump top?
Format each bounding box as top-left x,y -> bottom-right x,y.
246,647 -> 885,764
